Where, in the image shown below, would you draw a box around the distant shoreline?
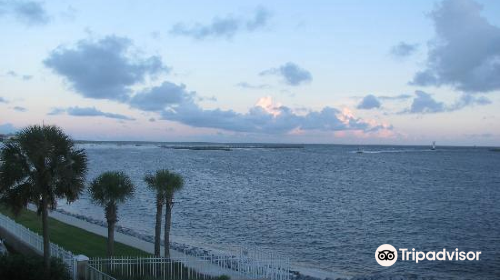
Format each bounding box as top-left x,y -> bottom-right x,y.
74,140 -> 499,149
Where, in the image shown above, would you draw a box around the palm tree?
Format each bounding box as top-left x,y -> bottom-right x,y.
0,125 -> 87,269
144,170 -> 184,258
144,171 -> 166,257
89,171 -> 134,257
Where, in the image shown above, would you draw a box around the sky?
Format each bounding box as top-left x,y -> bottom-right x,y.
0,0 -> 499,145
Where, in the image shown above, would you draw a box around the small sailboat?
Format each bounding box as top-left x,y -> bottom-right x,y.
431,141 -> 436,150
356,147 -> 364,153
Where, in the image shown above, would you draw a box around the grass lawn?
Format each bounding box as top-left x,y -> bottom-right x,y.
0,205 -> 149,257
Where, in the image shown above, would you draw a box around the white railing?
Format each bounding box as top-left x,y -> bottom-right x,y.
0,212 -> 290,280
89,252 -> 290,280
87,264 -> 118,280
0,213 -> 77,279
174,246 -> 291,280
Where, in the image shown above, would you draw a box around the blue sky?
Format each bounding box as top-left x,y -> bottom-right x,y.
0,0 -> 499,145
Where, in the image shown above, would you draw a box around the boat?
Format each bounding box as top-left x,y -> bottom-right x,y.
431,141 -> 436,150
356,147 -> 364,154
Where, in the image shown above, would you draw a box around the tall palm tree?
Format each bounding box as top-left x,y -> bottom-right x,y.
144,171 -> 167,257
144,170 -> 184,258
89,171 -> 134,257
0,125 -> 88,269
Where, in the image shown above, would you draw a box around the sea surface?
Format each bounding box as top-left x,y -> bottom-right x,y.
57,143 -> 500,279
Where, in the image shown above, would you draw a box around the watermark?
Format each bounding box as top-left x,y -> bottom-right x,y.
375,244 -> 398,266
375,244 -> 481,267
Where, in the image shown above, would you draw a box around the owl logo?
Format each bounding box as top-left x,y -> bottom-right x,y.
375,244 -> 398,266
377,250 -> 395,261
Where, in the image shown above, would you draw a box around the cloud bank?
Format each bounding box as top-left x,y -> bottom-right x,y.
43,35 -> 390,135
411,0 -> 500,93
170,7 -> 271,40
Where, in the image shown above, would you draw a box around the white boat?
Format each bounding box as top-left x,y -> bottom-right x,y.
431,141 -> 436,150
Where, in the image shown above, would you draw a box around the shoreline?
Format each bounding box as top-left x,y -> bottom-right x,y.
49,208 -> 431,280
51,208 -> 349,280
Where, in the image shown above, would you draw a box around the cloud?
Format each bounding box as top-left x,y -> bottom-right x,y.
390,42 -> 418,57
448,93 -> 491,110
411,0 -> 500,92
401,90 -> 491,114
44,35 -> 167,101
47,107 -> 65,115
129,82 -> 191,112
0,123 -> 17,134
0,0 -> 50,25
48,106 -> 135,120
260,62 -> 312,86
236,82 -> 270,90
12,106 -> 26,112
170,7 -> 271,40
0,96 -> 8,103
378,94 -> 412,101
357,94 -> 381,109
4,70 -> 32,80
407,91 -> 445,113
160,95 -> 385,134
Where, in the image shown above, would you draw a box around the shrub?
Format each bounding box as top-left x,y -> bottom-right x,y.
0,254 -> 71,280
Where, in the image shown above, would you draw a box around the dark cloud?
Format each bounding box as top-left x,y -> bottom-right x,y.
260,62 -> 312,86
12,106 -> 27,112
357,94 -> 381,109
170,7 -> 271,40
44,36 -> 167,101
411,0 -> 500,92
49,106 -> 135,120
148,118 -> 156,122
236,82 -> 270,90
390,42 -> 418,57
0,0 -> 49,25
129,82 -> 190,112
401,90 -> 491,114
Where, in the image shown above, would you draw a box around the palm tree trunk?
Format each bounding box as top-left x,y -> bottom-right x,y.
106,203 -> 117,257
41,193 -> 51,270
107,221 -> 115,257
164,201 -> 172,258
154,195 -> 163,256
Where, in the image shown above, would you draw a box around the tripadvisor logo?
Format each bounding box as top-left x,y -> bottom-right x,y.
375,244 -> 482,267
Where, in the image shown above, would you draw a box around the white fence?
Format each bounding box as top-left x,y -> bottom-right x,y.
0,212 -> 291,280
88,252 -> 290,280
173,246 -> 291,280
0,213 -> 77,279
87,264 -> 118,280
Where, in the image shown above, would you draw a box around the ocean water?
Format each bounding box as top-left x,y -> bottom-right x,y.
58,143 -> 500,279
